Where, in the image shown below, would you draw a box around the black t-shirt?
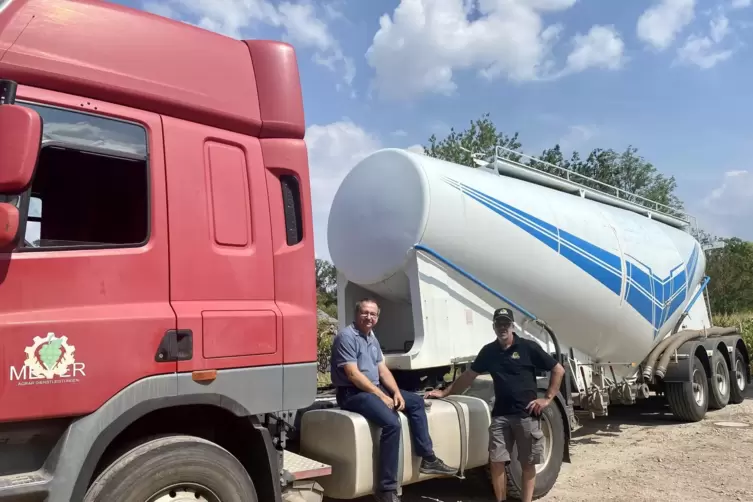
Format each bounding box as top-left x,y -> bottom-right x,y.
470,333 -> 558,417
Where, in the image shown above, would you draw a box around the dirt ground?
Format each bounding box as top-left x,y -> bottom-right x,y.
345,388 -> 753,502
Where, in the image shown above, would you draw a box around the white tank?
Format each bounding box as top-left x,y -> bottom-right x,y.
327,148 -> 707,375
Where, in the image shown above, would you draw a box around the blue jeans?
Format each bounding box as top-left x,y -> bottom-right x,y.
336,385 -> 434,492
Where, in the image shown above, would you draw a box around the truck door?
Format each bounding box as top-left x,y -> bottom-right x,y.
162,116 -> 282,407
0,88 -> 177,422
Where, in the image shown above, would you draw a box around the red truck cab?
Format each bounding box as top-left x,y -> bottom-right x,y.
0,1 -> 320,501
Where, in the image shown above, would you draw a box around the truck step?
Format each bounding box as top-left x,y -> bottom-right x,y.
282,450 -> 331,481
0,471 -> 50,497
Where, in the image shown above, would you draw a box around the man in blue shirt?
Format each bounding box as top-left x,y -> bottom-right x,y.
331,298 -> 456,502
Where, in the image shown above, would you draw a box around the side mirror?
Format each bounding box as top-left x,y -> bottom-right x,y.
0,104 -> 42,193
0,202 -> 20,248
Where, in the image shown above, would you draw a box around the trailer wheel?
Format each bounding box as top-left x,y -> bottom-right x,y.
83,435 -> 258,502
708,348 -> 730,410
729,348 -> 748,405
504,403 -> 565,501
666,354 -> 708,422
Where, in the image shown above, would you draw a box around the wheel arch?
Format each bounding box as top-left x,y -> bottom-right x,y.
716,341 -> 733,370
62,389 -> 281,502
661,340 -> 711,383
735,339 -> 751,371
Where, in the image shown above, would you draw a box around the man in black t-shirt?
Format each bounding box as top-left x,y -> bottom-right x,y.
426,307 -> 565,502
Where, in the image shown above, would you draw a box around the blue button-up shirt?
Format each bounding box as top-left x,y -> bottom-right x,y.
330,322 -> 384,388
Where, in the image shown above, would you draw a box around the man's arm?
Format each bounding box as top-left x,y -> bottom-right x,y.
377,361 -> 400,396
343,362 -> 389,398
433,368 -> 480,398
543,362 -> 565,401
527,341 -> 566,413
427,347 -> 487,398
333,335 -> 389,398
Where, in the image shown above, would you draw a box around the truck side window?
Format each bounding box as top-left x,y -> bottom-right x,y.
18,102 -> 149,250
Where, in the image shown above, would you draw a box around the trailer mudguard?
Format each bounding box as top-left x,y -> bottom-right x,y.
661,335 -> 745,383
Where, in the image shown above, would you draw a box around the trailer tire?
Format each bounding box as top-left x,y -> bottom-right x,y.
504,403 -> 565,501
666,354 -> 708,422
83,435 -> 258,502
708,348 -> 730,410
729,348 -> 748,405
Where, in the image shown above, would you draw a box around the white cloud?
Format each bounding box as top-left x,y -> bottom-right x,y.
700,170 -> 753,239
365,0 -> 625,101
558,124 -> 597,152
636,0 -> 695,51
560,25 -> 626,75
43,122 -> 146,156
730,0 -> 752,8
676,13 -> 734,69
306,121 -> 381,258
143,0 -> 354,88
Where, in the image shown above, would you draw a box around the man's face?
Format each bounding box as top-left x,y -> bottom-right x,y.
356,301 -> 379,333
493,318 -> 513,342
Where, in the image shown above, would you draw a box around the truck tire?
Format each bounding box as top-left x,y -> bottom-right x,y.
666,354 -> 708,422
708,348 -> 730,410
505,403 -> 565,501
729,347 -> 748,405
83,435 -> 258,502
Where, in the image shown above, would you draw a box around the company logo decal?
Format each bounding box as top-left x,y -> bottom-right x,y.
9,333 -> 86,386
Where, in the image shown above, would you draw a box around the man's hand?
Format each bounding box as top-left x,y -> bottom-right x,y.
526,397 -> 552,416
424,388 -> 447,399
393,391 -> 405,411
379,393 -> 396,410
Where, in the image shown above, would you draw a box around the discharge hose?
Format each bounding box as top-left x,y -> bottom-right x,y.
653,326 -> 739,380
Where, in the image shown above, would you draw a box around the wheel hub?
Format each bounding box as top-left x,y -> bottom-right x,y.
537,415 -> 553,474
692,368 -> 705,406
736,360 -> 746,390
148,484 -> 221,502
715,360 -> 728,396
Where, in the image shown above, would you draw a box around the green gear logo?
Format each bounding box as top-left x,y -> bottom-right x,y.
23,332 -> 76,379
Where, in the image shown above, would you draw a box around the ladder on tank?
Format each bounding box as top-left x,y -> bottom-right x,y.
462,144 -> 696,231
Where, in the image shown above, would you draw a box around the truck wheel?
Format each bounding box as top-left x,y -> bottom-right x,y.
666,354 -> 708,422
505,403 -> 565,500
729,348 -> 749,405
708,348 -> 730,410
83,435 -> 258,502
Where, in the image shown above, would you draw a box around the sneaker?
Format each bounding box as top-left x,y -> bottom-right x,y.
420,457 -> 457,476
373,490 -> 401,502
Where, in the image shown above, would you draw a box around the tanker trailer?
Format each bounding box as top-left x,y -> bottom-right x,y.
321,146 -> 750,484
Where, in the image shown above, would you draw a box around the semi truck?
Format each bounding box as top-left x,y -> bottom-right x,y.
0,1 -> 749,502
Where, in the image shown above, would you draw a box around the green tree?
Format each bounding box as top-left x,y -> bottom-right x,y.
315,258 -> 338,319
705,238 -> 753,315
424,113 -> 522,167
530,145 -> 684,214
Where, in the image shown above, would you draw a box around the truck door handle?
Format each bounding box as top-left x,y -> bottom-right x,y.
155,329 -> 193,362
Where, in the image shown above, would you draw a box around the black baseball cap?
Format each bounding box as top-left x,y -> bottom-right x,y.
493,307 -> 514,323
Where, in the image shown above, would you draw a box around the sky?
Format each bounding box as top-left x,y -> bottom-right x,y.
116,0 -> 753,260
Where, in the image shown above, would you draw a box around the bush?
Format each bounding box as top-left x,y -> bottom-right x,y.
317,316 -> 337,386
714,311 -> 753,371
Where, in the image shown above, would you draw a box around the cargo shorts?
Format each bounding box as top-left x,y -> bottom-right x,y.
488,415 -> 545,465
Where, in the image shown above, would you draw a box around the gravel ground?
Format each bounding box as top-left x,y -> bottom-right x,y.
343,388 -> 753,502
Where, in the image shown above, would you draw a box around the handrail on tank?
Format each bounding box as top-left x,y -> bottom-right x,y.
414,244 -> 571,405
488,145 -> 692,226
